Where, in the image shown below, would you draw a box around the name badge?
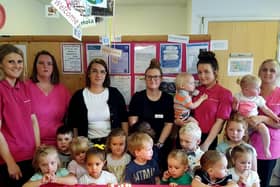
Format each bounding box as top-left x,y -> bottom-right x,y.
154,114 -> 164,119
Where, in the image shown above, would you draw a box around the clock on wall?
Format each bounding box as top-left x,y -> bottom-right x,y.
0,4 -> 6,29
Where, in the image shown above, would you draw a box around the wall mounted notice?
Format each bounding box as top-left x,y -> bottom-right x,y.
61,43 -> 83,73
228,55 -> 253,76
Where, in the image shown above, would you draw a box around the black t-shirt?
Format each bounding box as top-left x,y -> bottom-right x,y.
129,90 -> 174,140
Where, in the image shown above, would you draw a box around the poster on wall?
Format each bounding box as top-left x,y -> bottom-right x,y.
86,43 -> 109,68
109,43 -> 130,74
186,42 -> 209,74
61,43 -> 83,73
110,76 -> 131,105
160,43 -> 182,74
134,75 -> 146,93
134,43 -> 157,73
228,56 -> 253,76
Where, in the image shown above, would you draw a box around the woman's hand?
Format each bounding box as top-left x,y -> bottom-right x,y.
7,161 -> 22,180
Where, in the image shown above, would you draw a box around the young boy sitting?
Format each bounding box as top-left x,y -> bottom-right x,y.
125,132 -> 160,184
179,121 -> 204,175
56,125 -> 73,168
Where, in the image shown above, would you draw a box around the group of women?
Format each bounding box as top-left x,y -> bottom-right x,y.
0,44 -> 279,187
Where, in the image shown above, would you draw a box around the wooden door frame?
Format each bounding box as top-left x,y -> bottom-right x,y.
202,16 -> 280,34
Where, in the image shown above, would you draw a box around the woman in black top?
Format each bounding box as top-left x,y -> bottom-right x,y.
128,59 -> 174,171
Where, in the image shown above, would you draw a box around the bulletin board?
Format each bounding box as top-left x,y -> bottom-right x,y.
0,35 -> 210,99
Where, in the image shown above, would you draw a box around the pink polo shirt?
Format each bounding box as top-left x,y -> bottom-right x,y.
193,83 -> 233,133
251,87 -> 280,159
26,81 -> 71,146
0,80 -> 36,164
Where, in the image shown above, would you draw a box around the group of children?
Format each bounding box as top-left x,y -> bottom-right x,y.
21,72 -> 275,187
22,117 -> 260,187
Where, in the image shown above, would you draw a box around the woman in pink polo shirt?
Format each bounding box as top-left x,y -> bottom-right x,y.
192,51 -> 233,151
27,50 -> 71,146
249,59 -> 280,187
0,44 -> 39,187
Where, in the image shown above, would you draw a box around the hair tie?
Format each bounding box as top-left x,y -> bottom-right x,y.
93,144 -> 105,150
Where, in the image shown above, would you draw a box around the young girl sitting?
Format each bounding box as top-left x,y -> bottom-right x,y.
161,149 -> 192,185
192,150 -> 237,187
216,114 -> 257,171
67,136 -> 89,179
228,144 -> 260,187
23,145 -> 77,187
106,128 -> 131,183
79,146 -> 117,184
233,74 -> 280,158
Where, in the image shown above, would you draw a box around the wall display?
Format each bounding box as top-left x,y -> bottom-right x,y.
86,43 -> 108,67
85,40 -> 210,104
160,43 -> 182,74
228,56 -> 254,76
134,43 -> 157,73
61,43 -> 83,73
109,43 -> 130,74
110,76 -> 131,105
186,42 -> 209,74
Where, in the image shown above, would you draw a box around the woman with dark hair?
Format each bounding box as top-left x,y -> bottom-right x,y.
176,51 -> 233,151
193,51 -> 233,150
27,50 -> 71,146
0,44 -> 39,187
67,58 -> 128,144
128,58 -> 174,171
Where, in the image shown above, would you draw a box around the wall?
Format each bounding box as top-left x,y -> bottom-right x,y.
191,0 -> 280,34
0,0 -> 192,35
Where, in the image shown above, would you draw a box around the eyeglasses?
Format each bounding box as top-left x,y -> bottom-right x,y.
38,61 -> 53,66
145,75 -> 161,80
90,69 -> 107,75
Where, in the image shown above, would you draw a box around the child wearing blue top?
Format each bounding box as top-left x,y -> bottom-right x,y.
125,132 -> 160,184
23,145 -> 77,187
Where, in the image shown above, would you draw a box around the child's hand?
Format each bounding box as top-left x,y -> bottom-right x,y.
169,182 -> 178,187
162,171 -> 171,181
200,93 -> 208,101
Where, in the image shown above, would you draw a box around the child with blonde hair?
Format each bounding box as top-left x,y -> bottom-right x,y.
179,121 -> 204,175
106,128 -> 131,183
192,150 -> 237,187
174,72 -> 207,122
217,114 -> 257,171
67,136 -> 89,179
228,144 -> 260,187
23,145 -> 77,187
125,132 -> 160,184
79,147 -> 117,184
233,74 -> 280,158
161,149 -> 192,185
